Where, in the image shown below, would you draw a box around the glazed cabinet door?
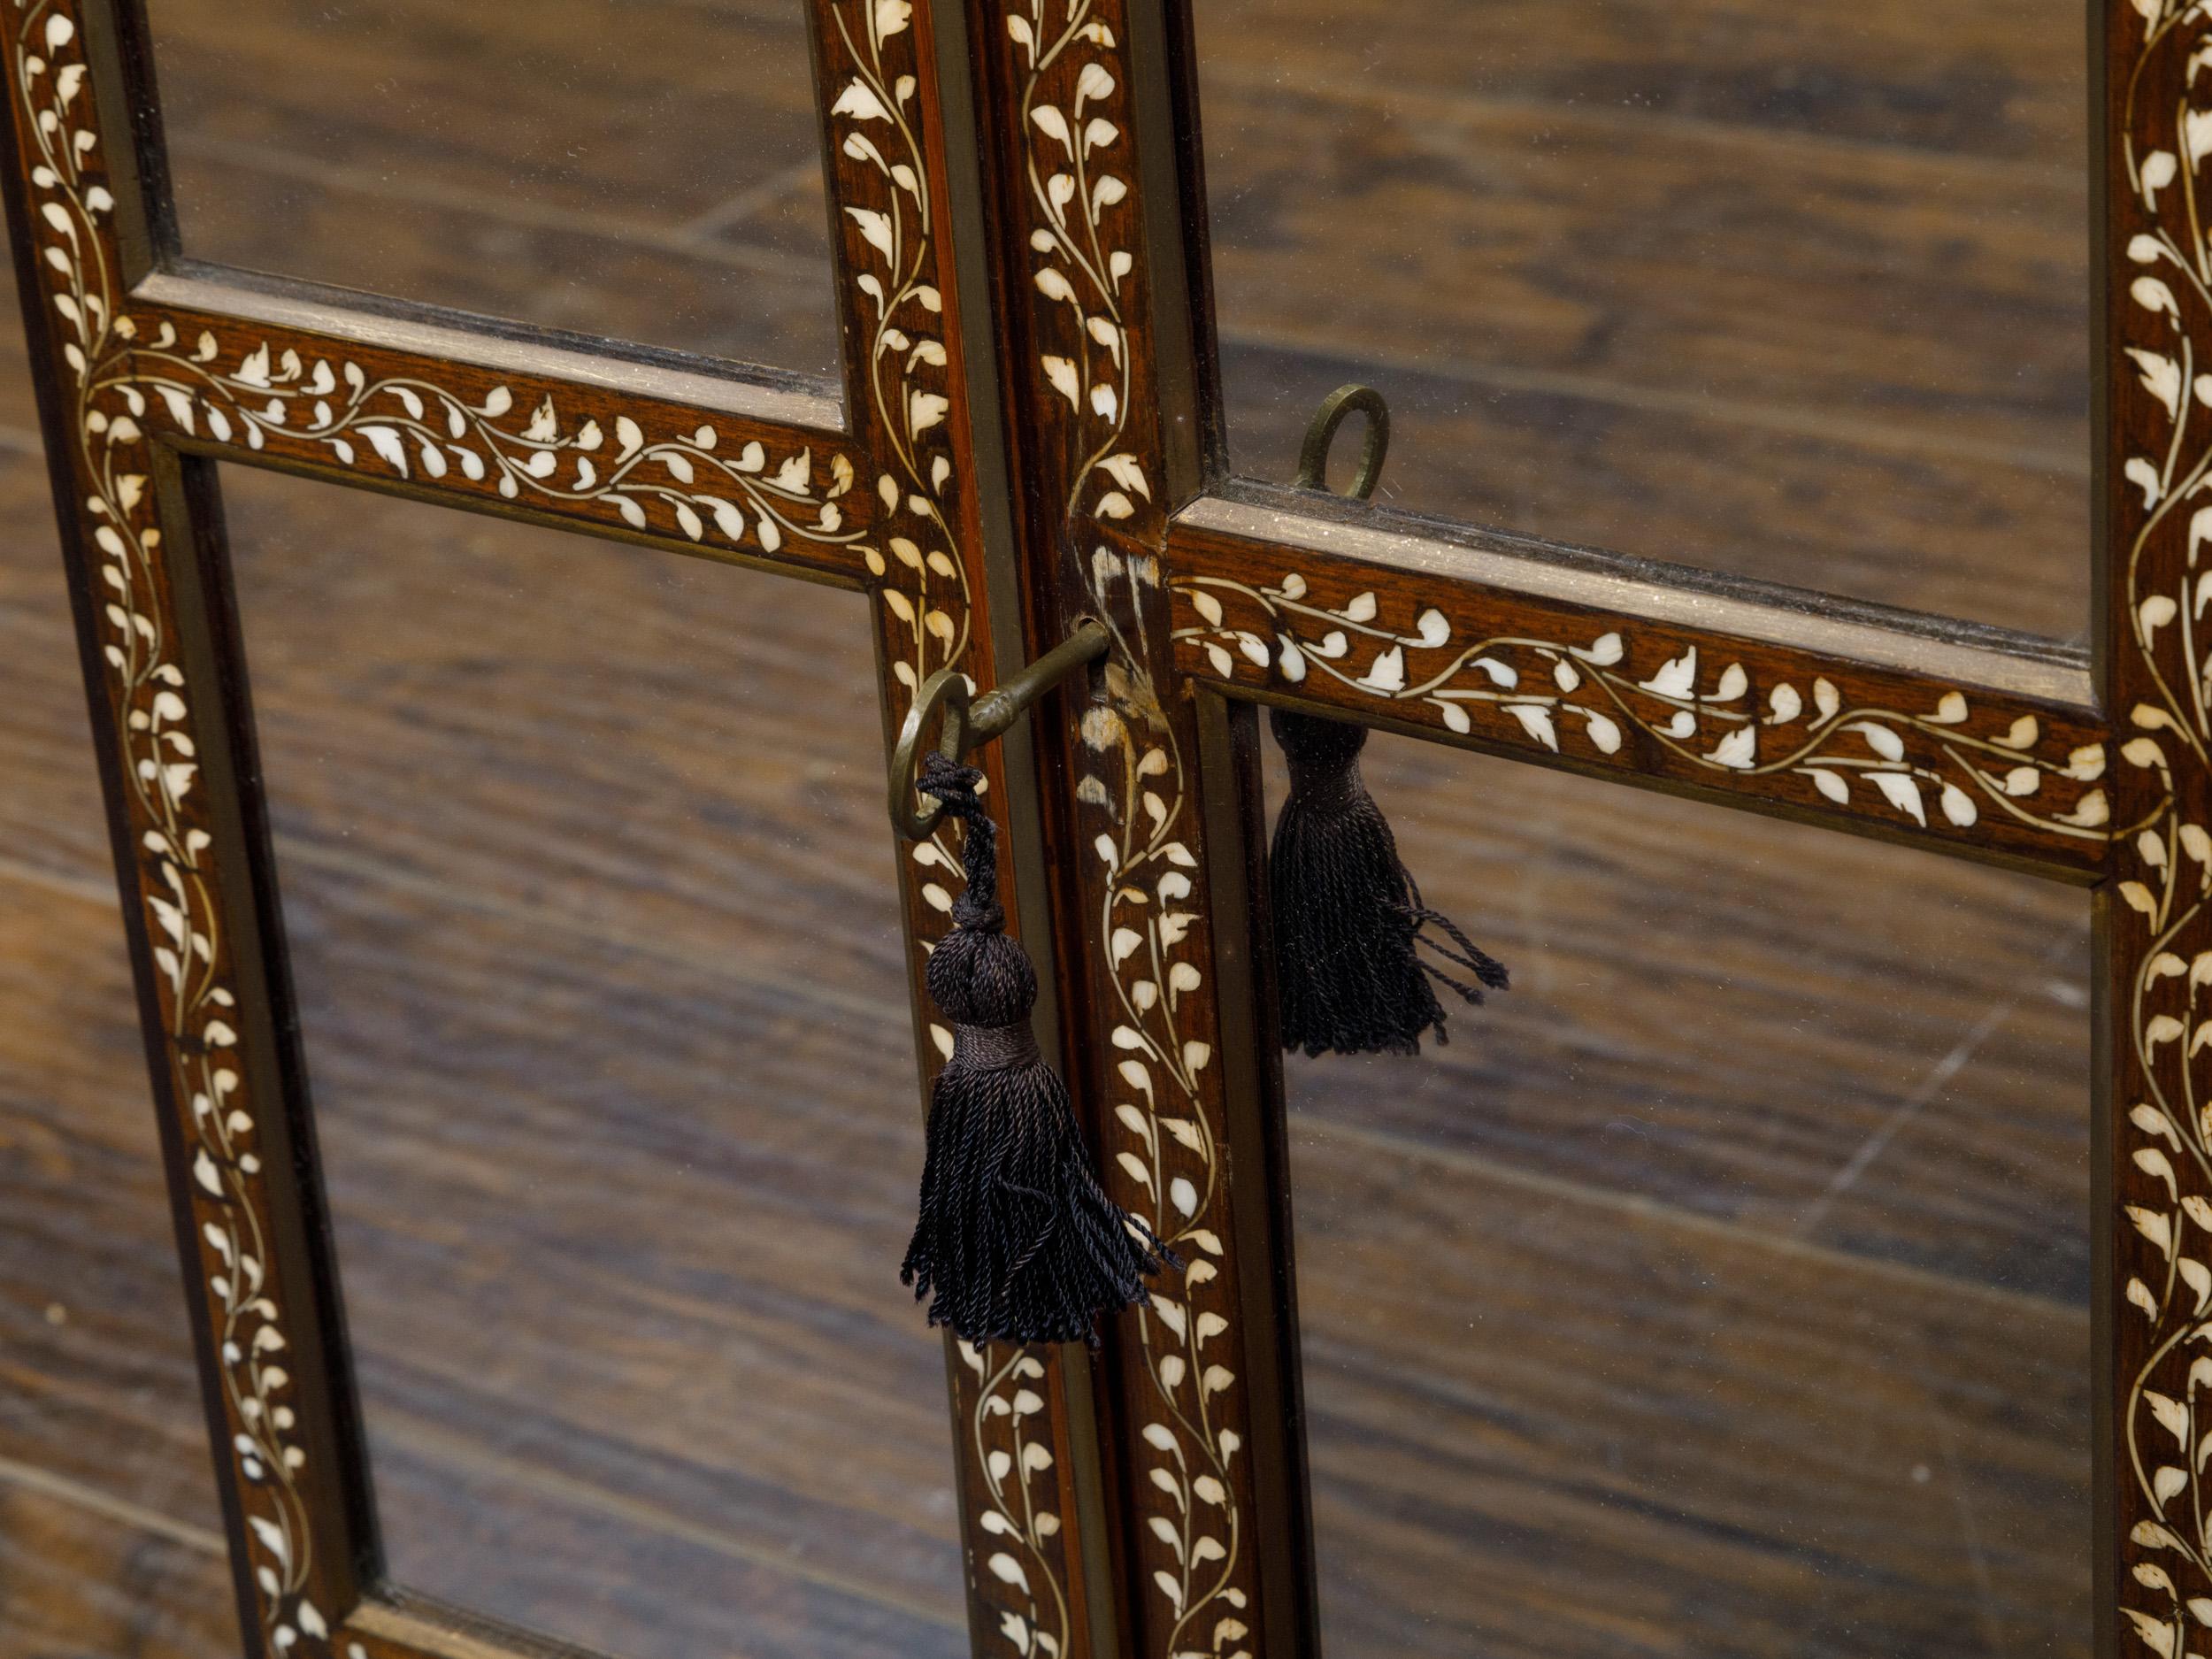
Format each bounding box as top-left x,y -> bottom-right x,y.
3,0 -> 2179,1653
946,0 -> 2133,1653
0,2 -> 1120,1657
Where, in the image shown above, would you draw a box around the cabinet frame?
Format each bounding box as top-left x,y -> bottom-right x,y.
0,0 -> 2156,1654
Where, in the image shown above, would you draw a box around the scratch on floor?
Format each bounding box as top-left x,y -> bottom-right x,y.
1794,934 -> 2078,1240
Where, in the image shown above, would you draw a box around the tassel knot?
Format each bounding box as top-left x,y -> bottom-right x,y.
902,752 -> 1174,1345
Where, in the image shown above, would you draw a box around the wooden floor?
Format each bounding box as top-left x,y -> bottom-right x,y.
1196,0 -> 2093,642
144,0 -> 842,375
220,471 -> 970,1659
1270,738 -> 2091,1659
0,4 -> 2094,1658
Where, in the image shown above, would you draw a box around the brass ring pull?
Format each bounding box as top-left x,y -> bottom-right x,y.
1294,382 -> 1390,501
889,618 -> 1112,839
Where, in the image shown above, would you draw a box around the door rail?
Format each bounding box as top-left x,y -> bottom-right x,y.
1168,488 -> 2111,877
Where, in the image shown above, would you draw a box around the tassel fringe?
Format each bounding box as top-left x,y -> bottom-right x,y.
902,753 -> 1174,1345
1268,708 -> 1509,1056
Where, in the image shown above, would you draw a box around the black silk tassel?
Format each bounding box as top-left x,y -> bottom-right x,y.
1268,708 -> 1509,1056
902,753 -> 1174,1345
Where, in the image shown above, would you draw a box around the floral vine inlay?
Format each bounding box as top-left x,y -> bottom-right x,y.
1009,0 -> 1150,529
1173,572 -> 2112,846
12,0 -> 326,1647
125,330 -> 861,556
1009,0 -> 1250,1648
1076,552 -> 1248,1658
2117,2 -> 2212,1651
830,0 -> 972,707
832,0 -> 1080,1652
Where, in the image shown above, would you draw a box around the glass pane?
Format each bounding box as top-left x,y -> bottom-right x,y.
219,467 -> 959,1659
150,1 -> 838,378
1267,729 -> 2091,1655
1199,0 -> 2090,642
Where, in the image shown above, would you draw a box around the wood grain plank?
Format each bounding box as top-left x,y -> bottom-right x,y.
0,447 -> 116,887
277,856 -> 964,1650
216,464 -> 909,1023
0,847 -> 970,1659
211,465 -> 965,1654
365,1449 -> 966,1659
1193,0 -> 2090,641
1196,0 -> 2086,167
1266,725 -> 2092,1656
1214,335 -> 2089,642
145,0 -> 839,373
0,236 -> 38,435
0,870 -> 227,1540
1271,726 -> 2093,1302
0,1472 -> 237,1659
1201,78 -> 2085,457
1283,1119 -> 2090,1659
159,150 -> 838,384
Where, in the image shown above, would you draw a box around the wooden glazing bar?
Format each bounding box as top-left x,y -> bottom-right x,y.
1171,490 -> 2113,878
123,270 -> 876,585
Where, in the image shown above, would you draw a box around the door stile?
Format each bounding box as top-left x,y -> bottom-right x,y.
808,0 -> 1116,1655
1,0 -> 1115,1655
2,1 -> 376,1650
2105,2 -> 2212,1654
1187,691 -> 1317,1659
959,1 -> 1290,1655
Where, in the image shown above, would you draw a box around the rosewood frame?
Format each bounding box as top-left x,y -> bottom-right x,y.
0,0 -> 2163,1655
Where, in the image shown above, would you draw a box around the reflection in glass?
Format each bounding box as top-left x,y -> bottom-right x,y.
1198,0 -> 2090,640
149,0 -> 838,376
1268,730 -> 2090,1655
220,468 -> 960,1659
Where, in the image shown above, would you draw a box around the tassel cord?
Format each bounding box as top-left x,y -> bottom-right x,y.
1400,871 -> 1510,1002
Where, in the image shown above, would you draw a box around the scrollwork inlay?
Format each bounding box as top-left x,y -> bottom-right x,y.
12,0 -> 326,1647
1173,572 -> 2110,843
2116,3 -> 2212,1651
831,1 -> 1084,1652
126,330 -> 861,554
1009,0 -> 1251,1649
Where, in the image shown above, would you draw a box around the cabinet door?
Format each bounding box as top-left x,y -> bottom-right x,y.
0,0 -> 2170,1655
954,0 -> 2124,1655
0,3 -> 1118,1655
